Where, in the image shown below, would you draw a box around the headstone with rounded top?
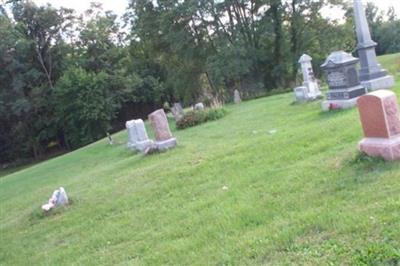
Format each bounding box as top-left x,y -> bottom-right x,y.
321,51 -> 367,111
148,109 -> 177,151
194,102 -> 204,111
171,102 -> 184,122
357,90 -> 400,161
126,119 -> 154,152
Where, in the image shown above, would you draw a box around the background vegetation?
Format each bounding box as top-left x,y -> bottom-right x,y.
0,0 -> 399,164
0,53 -> 398,266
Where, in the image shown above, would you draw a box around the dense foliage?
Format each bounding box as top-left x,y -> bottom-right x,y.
0,0 -> 399,164
176,108 -> 227,130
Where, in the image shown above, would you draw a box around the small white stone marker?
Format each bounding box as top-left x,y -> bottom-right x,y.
42,187 -> 69,212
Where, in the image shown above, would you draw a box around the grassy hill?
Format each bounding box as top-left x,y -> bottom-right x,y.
1,54 -> 399,265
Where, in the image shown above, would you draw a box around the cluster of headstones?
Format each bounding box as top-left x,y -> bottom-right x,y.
126,101 -> 213,154
292,0 -> 400,161
293,0 -> 394,112
126,109 -> 177,154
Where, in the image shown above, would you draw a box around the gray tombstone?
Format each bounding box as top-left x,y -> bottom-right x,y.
148,109 -> 177,151
171,103 -> 184,121
126,119 -> 154,152
320,51 -> 367,111
234,90 -> 241,104
353,0 -> 394,91
194,102 -> 204,111
293,86 -> 308,102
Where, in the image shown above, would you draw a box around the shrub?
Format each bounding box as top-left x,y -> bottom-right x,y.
176,108 -> 227,130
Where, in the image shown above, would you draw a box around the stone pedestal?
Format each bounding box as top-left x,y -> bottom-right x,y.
353,0 -> 394,91
321,51 -> 367,111
148,109 -> 177,151
234,89 -> 241,104
357,90 -> 400,160
126,119 -> 153,152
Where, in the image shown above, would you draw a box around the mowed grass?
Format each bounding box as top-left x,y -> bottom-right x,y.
0,54 -> 400,265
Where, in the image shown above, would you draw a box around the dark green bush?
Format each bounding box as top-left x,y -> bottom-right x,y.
176,108 -> 227,130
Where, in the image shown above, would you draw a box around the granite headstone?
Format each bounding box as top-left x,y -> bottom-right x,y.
321,51 -> 367,111
357,90 -> 400,160
148,109 -> 177,151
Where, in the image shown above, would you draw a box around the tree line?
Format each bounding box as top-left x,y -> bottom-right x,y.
0,0 -> 399,165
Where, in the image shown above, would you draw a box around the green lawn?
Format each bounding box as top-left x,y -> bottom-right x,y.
1,54 -> 399,265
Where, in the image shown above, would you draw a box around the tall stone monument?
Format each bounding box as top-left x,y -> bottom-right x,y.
126,119 -> 154,152
321,51 -> 367,111
357,90 -> 400,161
293,54 -> 322,102
353,0 -> 394,91
148,109 -> 177,151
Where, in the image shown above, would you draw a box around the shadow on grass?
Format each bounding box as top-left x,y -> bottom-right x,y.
328,152 -> 396,193
317,107 -> 355,118
29,198 -> 74,225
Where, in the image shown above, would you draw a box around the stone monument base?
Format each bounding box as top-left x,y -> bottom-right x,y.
128,139 -> 154,152
359,135 -> 400,161
155,138 -> 177,151
361,75 -> 395,91
321,98 -> 359,112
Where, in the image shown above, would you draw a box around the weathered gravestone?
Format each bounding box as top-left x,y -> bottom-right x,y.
294,54 -> 322,102
194,102 -> 204,111
353,0 -> 394,91
234,89 -> 241,104
42,187 -> 69,212
171,102 -> 185,122
126,119 -> 154,152
148,109 -> 177,151
357,90 -> 400,161
321,51 -> 367,111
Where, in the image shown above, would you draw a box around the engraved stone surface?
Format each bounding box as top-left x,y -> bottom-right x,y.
357,90 -> 400,161
321,51 -> 366,111
357,90 -> 400,138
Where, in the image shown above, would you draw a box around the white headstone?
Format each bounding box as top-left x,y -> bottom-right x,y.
298,54 -> 322,99
194,102 -> 204,111
294,86 -> 308,102
126,119 -> 154,152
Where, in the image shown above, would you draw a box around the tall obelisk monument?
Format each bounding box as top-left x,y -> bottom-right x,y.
353,0 -> 394,90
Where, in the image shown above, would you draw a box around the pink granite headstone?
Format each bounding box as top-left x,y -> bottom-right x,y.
148,109 -> 177,150
357,90 -> 400,161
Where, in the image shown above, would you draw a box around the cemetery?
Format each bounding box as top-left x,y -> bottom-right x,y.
1,0 -> 400,265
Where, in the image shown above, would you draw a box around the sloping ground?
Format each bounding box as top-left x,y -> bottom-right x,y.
0,54 -> 399,265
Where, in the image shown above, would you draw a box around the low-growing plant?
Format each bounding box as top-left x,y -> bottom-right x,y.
176,108 -> 227,130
